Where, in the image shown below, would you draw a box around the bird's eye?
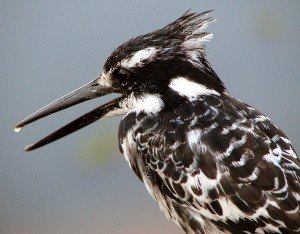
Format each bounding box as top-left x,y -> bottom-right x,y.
114,67 -> 129,79
119,68 -> 127,76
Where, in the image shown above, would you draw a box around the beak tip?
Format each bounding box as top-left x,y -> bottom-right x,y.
25,144 -> 34,151
14,125 -> 23,133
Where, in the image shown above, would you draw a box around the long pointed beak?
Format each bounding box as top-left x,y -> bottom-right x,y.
15,78 -> 113,130
15,77 -> 122,151
24,97 -> 123,151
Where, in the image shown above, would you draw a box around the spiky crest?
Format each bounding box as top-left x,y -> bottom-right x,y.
104,10 -> 215,72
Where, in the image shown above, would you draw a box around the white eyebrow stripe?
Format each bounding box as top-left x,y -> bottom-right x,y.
169,77 -> 220,101
121,47 -> 158,68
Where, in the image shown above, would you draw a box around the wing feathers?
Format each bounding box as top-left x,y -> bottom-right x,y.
119,93 -> 300,233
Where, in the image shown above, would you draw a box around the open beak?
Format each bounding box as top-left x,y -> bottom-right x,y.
15,77 -> 123,151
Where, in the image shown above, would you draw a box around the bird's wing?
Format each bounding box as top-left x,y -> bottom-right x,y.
133,94 -> 300,233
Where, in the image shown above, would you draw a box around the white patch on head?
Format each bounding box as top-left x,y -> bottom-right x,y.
98,72 -> 112,86
169,77 -> 219,101
121,47 -> 158,68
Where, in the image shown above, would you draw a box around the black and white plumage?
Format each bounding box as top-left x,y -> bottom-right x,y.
16,11 -> 300,233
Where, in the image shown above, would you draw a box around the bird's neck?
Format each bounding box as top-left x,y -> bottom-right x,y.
123,59 -> 226,115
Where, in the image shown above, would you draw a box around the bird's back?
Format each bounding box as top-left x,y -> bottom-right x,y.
119,93 -> 300,234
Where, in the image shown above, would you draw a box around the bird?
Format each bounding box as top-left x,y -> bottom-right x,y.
15,10 -> 300,234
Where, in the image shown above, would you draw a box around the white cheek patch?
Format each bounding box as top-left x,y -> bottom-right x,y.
98,72 -> 112,86
121,47 -> 158,68
169,77 -> 220,101
134,93 -> 164,114
122,93 -> 164,115
102,93 -> 164,118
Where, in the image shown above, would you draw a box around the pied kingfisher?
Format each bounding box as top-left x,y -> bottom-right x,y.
16,11 -> 300,233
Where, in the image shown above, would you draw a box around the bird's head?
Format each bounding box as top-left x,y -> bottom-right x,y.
100,10 -> 224,98
15,10 -> 225,151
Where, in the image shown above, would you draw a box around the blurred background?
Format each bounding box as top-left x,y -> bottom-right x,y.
1,1 -> 299,233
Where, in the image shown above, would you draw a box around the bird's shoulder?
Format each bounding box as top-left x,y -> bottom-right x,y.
120,93 -> 300,189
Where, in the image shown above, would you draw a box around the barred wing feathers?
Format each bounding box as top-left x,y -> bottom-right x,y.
129,94 -> 300,233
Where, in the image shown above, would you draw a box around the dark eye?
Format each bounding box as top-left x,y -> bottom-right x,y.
114,67 -> 129,79
119,68 -> 127,76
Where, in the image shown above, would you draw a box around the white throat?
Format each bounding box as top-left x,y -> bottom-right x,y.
104,93 -> 164,118
126,93 -> 164,115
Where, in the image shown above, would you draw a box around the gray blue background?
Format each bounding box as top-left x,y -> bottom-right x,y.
1,1 -> 299,233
